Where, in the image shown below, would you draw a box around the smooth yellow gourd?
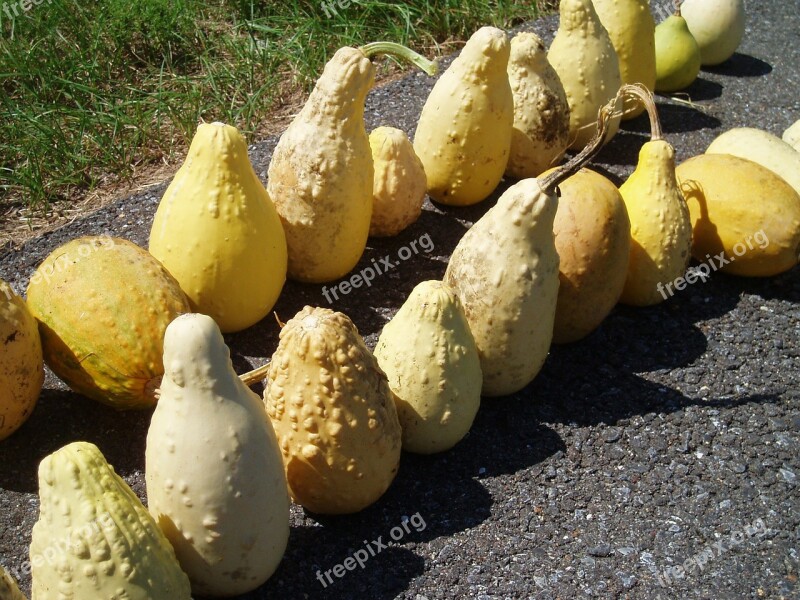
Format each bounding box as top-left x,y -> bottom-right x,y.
146,314 -> 290,597
374,280 -> 482,454
783,120 -> 800,152
149,122 -> 287,333
413,27 -> 514,206
0,280 -> 43,440
0,565 -> 25,600
681,0 -> 745,66
654,10 -> 701,92
264,306 -> 402,514
30,442 -> 191,600
548,0 -> 622,149
505,32 -> 570,179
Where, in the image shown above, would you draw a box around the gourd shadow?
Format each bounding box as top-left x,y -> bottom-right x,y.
621,101 -> 722,135
593,130 -> 648,167
702,53 -> 773,78
673,76 -> 723,102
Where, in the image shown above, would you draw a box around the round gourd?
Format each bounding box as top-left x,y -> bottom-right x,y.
681,0 -> 745,66
654,12 -> 702,93
26,237 -> 191,409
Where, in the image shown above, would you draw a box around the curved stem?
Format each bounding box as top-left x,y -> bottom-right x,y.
621,83 -> 662,141
674,0 -> 682,16
359,42 -> 439,76
239,361 -> 271,387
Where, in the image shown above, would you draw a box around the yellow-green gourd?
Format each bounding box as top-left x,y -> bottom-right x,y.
654,7 -> 702,92
149,122 -> 287,333
505,32 -> 570,179
548,0 -> 622,150
268,44 -> 436,282
0,280 -> 43,440
681,0 -> 745,66
0,565 -> 25,600
146,313 -> 289,597
374,280 -> 481,454
30,442 -> 191,600
783,120 -> 800,152
413,26 -> 514,206
264,306 -> 402,514
369,126 -> 427,237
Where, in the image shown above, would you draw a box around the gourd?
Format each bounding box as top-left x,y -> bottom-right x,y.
784,120 -> 800,151
549,168 -> 631,343
654,6 -> 701,92
264,306 -> 402,514
268,43 -> 436,282
146,313 -> 289,597
149,122 -> 287,333
676,154 -> 800,277
706,127 -> 800,197
0,564 -> 25,600
618,85 -> 692,305
505,32 -> 570,179
374,280 -> 481,454
368,126 -> 427,237
0,280 -> 43,440
443,97 -> 618,396
26,237 -> 191,409
548,0 -> 622,150
30,441 -> 191,600
681,0 -> 745,66
592,0 -> 656,120
413,26 -> 514,206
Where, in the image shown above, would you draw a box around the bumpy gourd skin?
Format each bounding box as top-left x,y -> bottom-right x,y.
444,179 -> 560,397
413,26 -> 513,206
146,313 -> 290,597
374,280 -> 482,454
149,122 -> 288,333
0,280 -> 43,440
267,48 -> 375,283
264,306 -> 401,514
30,442 -> 191,600
0,564 -> 25,600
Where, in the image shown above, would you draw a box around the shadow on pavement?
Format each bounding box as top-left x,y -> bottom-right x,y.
702,53 -> 773,78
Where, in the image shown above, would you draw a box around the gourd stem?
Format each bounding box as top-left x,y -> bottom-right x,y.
239,361 -> 271,387
621,83 -> 662,140
674,0 -> 682,16
359,42 -> 439,76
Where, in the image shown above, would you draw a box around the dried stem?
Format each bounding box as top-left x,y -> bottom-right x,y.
621,83 -> 662,141
239,361 -> 271,387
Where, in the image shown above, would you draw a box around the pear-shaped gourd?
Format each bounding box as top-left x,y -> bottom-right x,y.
268,44 -> 436,282
0,280 -> 43,440
369,126 -> 427,237
149,122 -> 287,333
654,9 -> 701,92
618,86 -> 692,306
31,442 -> 191,600
413,27 -> 514,206
592,0 -> 656,120
264,306 -> 402,514
374,280 -> 481,454
0,565 -> 25,600
548,0 -> 622,150
681,0 -> 745,66
505,32 -> 570,179
146,313 -> 289,597
783,120 -> 800,152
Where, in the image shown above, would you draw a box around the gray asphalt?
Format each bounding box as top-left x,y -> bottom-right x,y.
1,2 -> 799,599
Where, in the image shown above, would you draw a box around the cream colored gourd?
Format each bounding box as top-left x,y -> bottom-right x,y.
146,313 -> 289,597
30,442 -> 191,600
149,122 -> 287,333
706,127 -> 800,197
548,0 -> 622,149
618,86 -> 692,305
374,280 -> 481,454
268,44 -> 436,282
681,0 -> 745,66
654,9 -> 701,92
369,127 -> 427,237
549,168 -> 631,343
264,306 -> 401,513
0,280 -> 43,440
0,565 -> 25,600
505,32 -> 570,179
413,26 -> 513,206
783,120 -> 800,152
592,0 -> 656,119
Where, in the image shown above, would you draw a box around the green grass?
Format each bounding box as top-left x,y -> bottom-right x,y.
0,0 -> 552,216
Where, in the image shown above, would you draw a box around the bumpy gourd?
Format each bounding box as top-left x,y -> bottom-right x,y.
149,122 -> 287,333
677,154 -> 800,277
618,86 -> 692,305
592,0 -> 656,119
681,0 -> 745,66
30,442 -> 191,600
374,280 -> 481,454
268,44 -> 436,282
146,314 -> 289,597
548,0 -> 622,149
0,280 -> 43,440
413,27 -> 514,206
784,120 -> 800,152
0,565 -> 25,600
369,127 -> 427,237
654,9 -> 701,92
505,32 -> 570,179
26,237 -> 190,409
264,306 -> 401,514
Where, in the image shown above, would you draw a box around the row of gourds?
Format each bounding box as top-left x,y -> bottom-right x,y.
2,0 -> 800,597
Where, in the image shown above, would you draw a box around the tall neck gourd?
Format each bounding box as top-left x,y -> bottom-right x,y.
267,44 -> 436,283
548,0 -> 622,149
